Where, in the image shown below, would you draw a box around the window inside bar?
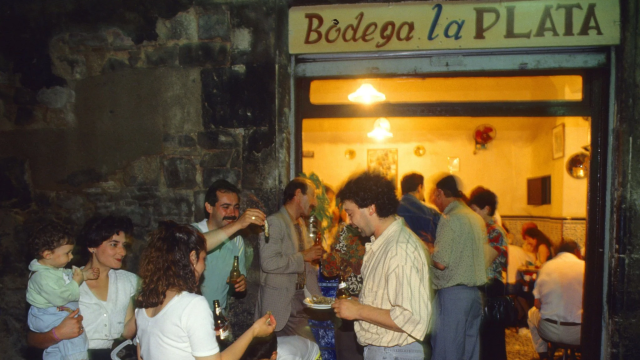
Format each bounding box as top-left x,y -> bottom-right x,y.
309,76 -> 583,104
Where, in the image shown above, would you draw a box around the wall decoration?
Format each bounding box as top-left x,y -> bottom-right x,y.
367,148 -> 398,185
552,123 -> 565,159
414,145 -> 426,156
344,149 -> 356,159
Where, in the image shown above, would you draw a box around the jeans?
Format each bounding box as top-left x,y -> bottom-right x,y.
364,341 -> 425,360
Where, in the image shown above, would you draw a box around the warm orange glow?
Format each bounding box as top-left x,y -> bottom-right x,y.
310,76 -> 583,104
367,118 -> 393,140
347,84 -> 386,104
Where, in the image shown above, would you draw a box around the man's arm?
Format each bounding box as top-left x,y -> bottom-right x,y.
332,299 -> 403,332
534,299 -> 541,310
202,209 -> 265,251
27,309 -> 84,349
431,218 -> 454,271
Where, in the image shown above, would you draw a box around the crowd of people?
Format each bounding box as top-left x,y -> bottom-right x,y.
23,172 -> 584,360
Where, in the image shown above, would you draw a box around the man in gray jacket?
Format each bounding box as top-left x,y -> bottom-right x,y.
256,177 -> 324,342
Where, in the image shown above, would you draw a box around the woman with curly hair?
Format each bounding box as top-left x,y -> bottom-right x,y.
135,221 -> 275,360
523,227 -> 554,266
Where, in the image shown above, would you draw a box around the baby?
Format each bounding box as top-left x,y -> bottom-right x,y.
26,222 -> 99,360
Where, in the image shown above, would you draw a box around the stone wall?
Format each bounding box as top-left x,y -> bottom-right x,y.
610,1 -> 640,359
0,1 -> 290,357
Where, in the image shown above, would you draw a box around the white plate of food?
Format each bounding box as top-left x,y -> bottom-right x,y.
303,296 -> 334,309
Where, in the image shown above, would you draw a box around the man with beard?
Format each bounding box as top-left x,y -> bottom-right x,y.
192,179 -> 266,311
256,177 -> 324,341
332,172 -> 432,360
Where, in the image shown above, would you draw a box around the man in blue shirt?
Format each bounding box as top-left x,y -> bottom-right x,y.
192,179 -> 266,310
397,172 -> 441,247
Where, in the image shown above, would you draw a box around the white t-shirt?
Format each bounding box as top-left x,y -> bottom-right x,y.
277,336 -> 320,360
136,292 -> 220,360
533,252 -> 585,323
79,269 -> 138,349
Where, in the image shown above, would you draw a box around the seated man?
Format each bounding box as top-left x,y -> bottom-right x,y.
241,334 -> 320,360
528,241 -> 584,359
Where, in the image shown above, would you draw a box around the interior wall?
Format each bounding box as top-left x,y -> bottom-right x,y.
303,116 -> 589,217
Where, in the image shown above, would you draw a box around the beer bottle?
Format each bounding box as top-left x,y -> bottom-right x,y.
213,300 -> 231,346
336,274 -> 351,300
228,256 -> 242,292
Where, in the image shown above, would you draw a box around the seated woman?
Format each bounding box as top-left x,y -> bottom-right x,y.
28,215 -> 139,360
135,221 -> 275,360
523,228 -> 554,266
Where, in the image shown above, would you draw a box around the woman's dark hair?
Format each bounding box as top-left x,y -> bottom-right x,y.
468,189 -> 498,216
77,215 -> 133,260
240,334 -> 278,360
337,172 -> 399,218
28,222 -> 74,259
523,227 -> 553,252
137,221 -> 207,308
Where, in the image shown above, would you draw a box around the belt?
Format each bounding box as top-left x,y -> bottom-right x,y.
543,318 -> 581,326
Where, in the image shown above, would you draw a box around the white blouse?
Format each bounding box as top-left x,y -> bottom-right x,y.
79,269 -> 139,349
136,292 -> 220,360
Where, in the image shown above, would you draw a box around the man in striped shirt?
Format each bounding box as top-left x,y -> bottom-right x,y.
332,172 -> 433,360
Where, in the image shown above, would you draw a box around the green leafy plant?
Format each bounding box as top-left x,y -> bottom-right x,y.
299,172 -> 334,235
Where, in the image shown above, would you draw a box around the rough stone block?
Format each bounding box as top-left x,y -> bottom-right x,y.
163,157 -> 198,189
242,129 -> 277,190
13,88 -> 37,106
0,157 -> 32,210
231,28 -> 252,51
156,10 -> 198,42
203,168 -> 241,189
193,190 -> 207,221
84,50 -> 110,77
198,13 -> 230,41
106,28 -> 136,51
68,32 -> 109,49
36,86 -> 75,109
102,58 -> 130,73
163,133 -> 197,149
128,51 -> 142,67
201,64 -> 274,128
145,46 -> 179,67
200,150 -> 234,168
14,106 -> 37,126
124,156 -> 161,187
179,42 -> 229,67
197,129 -> 242,150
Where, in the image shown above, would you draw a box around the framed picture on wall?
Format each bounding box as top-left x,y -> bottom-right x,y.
367,148 -> 398,186
552,123 -> 565,160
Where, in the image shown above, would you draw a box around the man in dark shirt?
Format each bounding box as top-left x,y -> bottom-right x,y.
397,172 -> 441,247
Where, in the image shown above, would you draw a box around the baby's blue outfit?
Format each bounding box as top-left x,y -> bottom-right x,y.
27,259 -> 88,360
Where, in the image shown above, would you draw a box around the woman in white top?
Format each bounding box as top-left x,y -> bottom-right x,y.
28,216 -> 139,360
135,221 -> 275,360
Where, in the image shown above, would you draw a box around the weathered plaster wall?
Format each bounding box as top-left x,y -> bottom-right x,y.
0,1 -> 290,357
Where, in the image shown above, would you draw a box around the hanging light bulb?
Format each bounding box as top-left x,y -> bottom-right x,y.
367,118 -> 393,141
348,84 -> 386,104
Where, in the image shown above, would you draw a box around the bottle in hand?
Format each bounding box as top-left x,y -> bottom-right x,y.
213,300 -> 232,348
336,274 -> 351,300
228,256 -> 242,293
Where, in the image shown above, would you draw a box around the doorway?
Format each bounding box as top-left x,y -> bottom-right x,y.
294,49 -> 610,360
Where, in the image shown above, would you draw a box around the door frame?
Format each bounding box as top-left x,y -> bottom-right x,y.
292,47 -> 612,360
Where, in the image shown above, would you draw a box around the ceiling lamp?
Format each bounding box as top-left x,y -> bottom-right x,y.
367,118 -> 393,141
348,84 -> 386,104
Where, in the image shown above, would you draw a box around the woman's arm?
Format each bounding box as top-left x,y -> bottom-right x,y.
122,298 -> 137,339
27,309 -> 84,349
194,314 -> 276,360
137,342 -> 143,360
538,245 -> 550,265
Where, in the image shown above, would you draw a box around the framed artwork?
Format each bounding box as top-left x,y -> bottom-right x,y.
552,123 -> 565,160
367,148 -> 398,185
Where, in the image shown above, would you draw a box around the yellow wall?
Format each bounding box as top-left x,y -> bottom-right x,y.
302,117 -> 589,217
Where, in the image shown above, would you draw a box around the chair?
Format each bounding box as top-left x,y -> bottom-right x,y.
539,334 -> 581,360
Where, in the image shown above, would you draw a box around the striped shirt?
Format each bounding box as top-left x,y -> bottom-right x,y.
356,218 -> 433,347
